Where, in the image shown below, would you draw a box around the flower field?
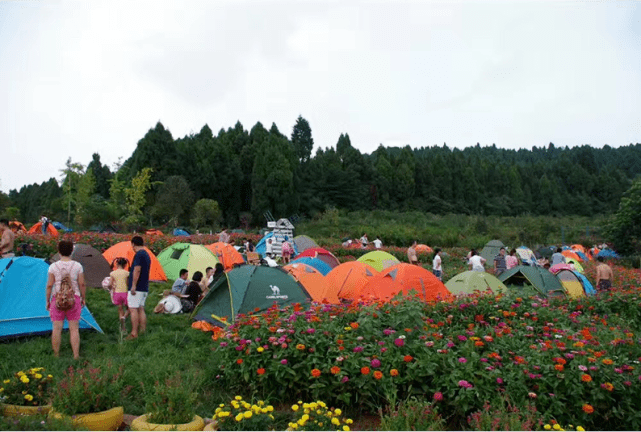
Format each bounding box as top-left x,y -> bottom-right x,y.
209,264 -> 641,430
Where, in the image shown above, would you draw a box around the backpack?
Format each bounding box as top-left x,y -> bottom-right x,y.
55,264 -> 76,311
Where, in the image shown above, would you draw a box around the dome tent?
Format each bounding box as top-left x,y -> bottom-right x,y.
289,257 -> 332,276
205,242 -> 245,271
0,257 -> 102,339
51,244 -> 112,288
357,251 -> 400,272
157,243 -> 219,281
480,240 -> 505,263
296,247 -> 340,269
192,265 -> 312,326
284,263 -> 337,304
445,271 -> 507,296
325,261 -> 379,302
102,241 -> 167,282
361,263 -> 451,303
499,265 -> 565,298
293,235 -> 319,254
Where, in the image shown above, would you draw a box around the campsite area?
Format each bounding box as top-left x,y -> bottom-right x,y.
1,225 -> 641,431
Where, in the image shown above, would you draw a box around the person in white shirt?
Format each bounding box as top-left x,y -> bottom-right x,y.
468,249 -> 487,272
432,248 -> 443,280
360,234 -> 368,249
265,238 -> 274,257
373,236 -> 382,249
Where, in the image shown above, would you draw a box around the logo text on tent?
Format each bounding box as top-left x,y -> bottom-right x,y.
266,285 -> 288,300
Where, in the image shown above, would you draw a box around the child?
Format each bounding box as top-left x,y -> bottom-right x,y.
110,258 -> 130,332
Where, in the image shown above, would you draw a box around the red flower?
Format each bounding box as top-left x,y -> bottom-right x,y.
373,371 -> 383,380
311,368 -> 321,378
361,367 -> 370,375
330,366 -> 341,375
257,368 -> 265,375
236,359 -> 243,365
582,404 -> 594,414
404,355 -> 414,363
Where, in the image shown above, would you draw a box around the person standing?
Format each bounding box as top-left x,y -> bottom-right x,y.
373,236 -> 383,249
45,240 -> 85,359
596,256 -> 614,292
360,234 -> 369,249
265,238 -> 274,258
494,247 -> 507,276
0,219 -> 15,258
40,216 -> 50,235
109,258 -> 130,333
218,229 -> 230,244
550,248 -> 566,266
408,241 -> 419,265
432,248 -> 443,281
127,236 -> 151,340
468,249 -> 487,272
281,237 -> 293,264
506,249 -> 519,269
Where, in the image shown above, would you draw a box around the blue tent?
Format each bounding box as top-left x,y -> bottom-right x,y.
52,221 -> 72,232
0,257 -> 103,339
255,232 -> 299,258
597,250 -> 620,259
576,251 -> 589,262
574,271 -> 596,296
289,257 -> 332,275
173,228 -> 190,236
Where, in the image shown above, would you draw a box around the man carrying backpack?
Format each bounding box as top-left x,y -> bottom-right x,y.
126,236 -> 151,340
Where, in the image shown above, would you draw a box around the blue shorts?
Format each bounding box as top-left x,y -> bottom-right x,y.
433,270 -> 442,280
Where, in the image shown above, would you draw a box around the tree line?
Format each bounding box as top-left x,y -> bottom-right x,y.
3,116 -> 641,230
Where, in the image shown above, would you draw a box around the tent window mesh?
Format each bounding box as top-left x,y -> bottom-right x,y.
171,249 -> 184,260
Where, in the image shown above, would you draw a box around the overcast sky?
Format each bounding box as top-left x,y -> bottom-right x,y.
1,0 -> 639,193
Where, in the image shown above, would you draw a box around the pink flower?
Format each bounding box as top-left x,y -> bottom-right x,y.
458,380 -> 473,389
447,342 -> 455,348
458,335 -> 467,341
528,392 -> 537,399
341,376 -> 349,383
306,328 -> 315,334
458,357 -> 467,363
425,341 -> 434,347
433,392 -> 443,401
578,365 -> 587,371
394,338 -> 405,347
496,377 -> 504,384
371,359 -> 381,368
353,346 -> 364,353
280,359 -> 288,365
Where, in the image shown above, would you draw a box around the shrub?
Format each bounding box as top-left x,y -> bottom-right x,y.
144,371 -> 200,425
380,398 -> 446,431
0,367 -> 53,407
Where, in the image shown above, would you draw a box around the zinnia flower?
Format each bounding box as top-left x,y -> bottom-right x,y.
403,355 -> 413,362
371,359 -> 381,368
581,374 -> 592,382
582,404 -> 594,414
257,368 -> 266,375
394,338 -> 405,347
361,367 -> 370,375
296,344 -> 306,351
331,366 -> 341,375
236,359 -> 243,364
390,369 -> 399,376
433,392 -> 443,401
311,368 -> 321,378
458,357 -> 467,363
373,371 -> 383,380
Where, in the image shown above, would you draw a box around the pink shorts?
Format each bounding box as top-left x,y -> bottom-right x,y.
112,292 -> 128,306
50,295 -> 82,322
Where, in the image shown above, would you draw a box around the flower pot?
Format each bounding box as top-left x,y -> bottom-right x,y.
131,414 -> 205,431
203,420 -> 217,431
50,406 -> 124,431
1,403 -> 52,417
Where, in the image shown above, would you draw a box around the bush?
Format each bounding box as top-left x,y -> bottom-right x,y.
380,398 -> 446,431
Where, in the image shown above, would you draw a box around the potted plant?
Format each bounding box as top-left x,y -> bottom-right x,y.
130,372 -> 204,431
48,364 -> 127,431
208,396 -> 276,431
0,367 -> 54,416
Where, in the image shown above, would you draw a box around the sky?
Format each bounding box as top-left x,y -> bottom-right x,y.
1,0 -> 640,193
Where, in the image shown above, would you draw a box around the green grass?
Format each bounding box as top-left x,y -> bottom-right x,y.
0,282 -> 230,418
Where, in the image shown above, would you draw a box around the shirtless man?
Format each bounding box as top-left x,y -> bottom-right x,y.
0,219 -> 16,257
596,256 -> 614,292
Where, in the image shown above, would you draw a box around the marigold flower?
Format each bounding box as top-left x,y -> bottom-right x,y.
257,368 -> 266,375
582,404 -> 594,414
544,425 -> 552,430
581,374 -> 592,382
361,367 -> 370,375
390,369 -> 399,376
331,366 -> 341,375
404,355 -> 413,362
311,368 -> 321,377
24,394 -> 33,401
292,404 -> 299,411
373,371 -> 383,380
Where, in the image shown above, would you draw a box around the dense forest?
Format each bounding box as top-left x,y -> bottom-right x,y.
2,116 -> 641,230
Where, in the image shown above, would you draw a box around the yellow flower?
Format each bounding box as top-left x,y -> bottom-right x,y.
346,419 -> 353,424
292,404 -> 299,411
553,424 -> 562,431
0,387 -> 4,393
301,414 -> 309,422
235,395 -> 243,401
332,417 -> 341,426
343,426 -> 350,431
334,408 -> 342,416
219,403 -> 225,408
3,379 -> 10,384
318,400 -> 326,408
267,405 -> 274,412
577,427 -> 585,431
257,347 -> 264,353
35,374 -> 43,379
20,376 -> 29,384
244,411 -> 252,419
544,425 -> 552,430
235,413 -> 244,422
269,415 -> 274,420
288,422 -> 298,429
24,394 -> 33,401
47,374 -> 53,379
297,419 -> 306,427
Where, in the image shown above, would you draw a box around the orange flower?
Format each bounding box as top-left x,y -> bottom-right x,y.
336,339 -> 344,345
390,369 -> 399,377
404,355 -> 413,363
311,368 -> 321,378
581,374 -> 592,382
361,367 -> 370,375
602,382 -> 614,392
554,364 -> 564,372
373,371 -> 383,380
296,344 -> 306,351
556,358 -> 567,365
236,359 -> 243,365
574,342 -> 585,348
602,358 -> 614,365
582,404 -> 594,414
257,368 -> 265,375
330,366 -> 341,375
350,322 -> 359,329
475,341 -> 484,347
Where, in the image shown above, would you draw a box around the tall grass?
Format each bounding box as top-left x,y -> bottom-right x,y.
297,210 -> 606,249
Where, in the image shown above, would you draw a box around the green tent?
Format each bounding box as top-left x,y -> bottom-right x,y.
192,265 -> 312,326
498,265 -> 565,297
445,271 -> 507,296
480,240 -> 505,263
157,242 -> 219,280
357,251 -> 400,272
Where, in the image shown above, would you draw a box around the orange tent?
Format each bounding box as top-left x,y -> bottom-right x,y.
297,247 -> 340,268
415,244 -> 433,254
9,221 -> 27,233
28,221 -> 58,236
562,250 -> 582,262
205,242 -> 245,271
283,263 -> 338,304
570,244 -> 585,254
102,241 -> 167,282
360,263 -> 451,302
325,261 -> 379,302
146,229 -> 164,236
